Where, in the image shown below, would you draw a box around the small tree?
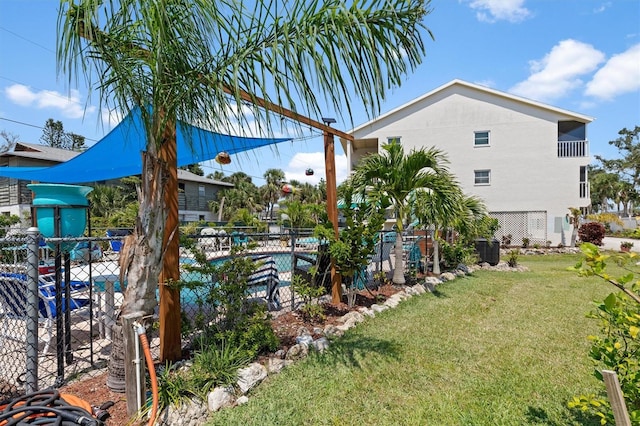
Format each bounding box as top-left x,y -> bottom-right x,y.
315,181 -> 385,307
569,244 -> 640,424
578,221 -> 606,246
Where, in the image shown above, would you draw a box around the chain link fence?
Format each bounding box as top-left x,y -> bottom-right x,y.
0,226 -> 405,401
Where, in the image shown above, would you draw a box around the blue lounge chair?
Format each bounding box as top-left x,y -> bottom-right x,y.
247,255 -> 281,311
231,231 -> 249,247
0,273 -> 90,354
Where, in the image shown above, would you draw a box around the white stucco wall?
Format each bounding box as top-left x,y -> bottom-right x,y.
350,82 -> 592,245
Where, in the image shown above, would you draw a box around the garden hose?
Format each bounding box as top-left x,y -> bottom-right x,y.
0,389 -> 101,425
134,322 -> 158,426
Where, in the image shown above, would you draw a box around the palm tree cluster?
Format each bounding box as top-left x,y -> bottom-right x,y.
206,168 -> 326,223
352,141 -> 492,283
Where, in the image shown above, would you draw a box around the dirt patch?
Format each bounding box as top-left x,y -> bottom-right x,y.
58,284 -> 403,425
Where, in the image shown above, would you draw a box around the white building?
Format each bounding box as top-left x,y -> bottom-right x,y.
341,79 -> 593,246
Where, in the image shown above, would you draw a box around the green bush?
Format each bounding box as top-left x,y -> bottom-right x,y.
440,241 -> 473,269
507,250 -> 519,267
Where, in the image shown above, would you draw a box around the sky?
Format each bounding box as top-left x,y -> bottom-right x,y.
0,0 -> 639,188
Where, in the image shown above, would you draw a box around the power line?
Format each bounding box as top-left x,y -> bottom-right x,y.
0,116 -> 99,142
0,26 -> 55,54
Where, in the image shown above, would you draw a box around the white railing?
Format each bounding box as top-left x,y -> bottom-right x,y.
557,140 -> 588,158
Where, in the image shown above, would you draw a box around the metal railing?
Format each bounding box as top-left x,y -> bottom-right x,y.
557,140 -> 588,158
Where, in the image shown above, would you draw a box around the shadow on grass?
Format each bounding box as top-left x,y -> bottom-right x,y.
525,406 -> 600,426
312,333 -> 402,369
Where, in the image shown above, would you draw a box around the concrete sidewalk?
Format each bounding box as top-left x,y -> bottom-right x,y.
601,236 -> 640,253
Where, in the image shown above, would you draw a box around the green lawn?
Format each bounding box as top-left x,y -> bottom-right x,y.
205,253 -> 616,425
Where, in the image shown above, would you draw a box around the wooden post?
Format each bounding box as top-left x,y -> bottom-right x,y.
123,311 -> 146,417
158,122 -> 182,363
324,131 -> 342,304
602,370 -> 631,426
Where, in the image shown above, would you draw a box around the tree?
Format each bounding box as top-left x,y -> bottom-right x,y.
58,0 -> 432,366
40,118 -> 67,148
68,132 -> 86,151
412,173 -> 479,275
181,164 -> 204,176
351,140 -> 450,284
261,168 -> 285,220
595,126 -> 640,216
0,130 -> 19,153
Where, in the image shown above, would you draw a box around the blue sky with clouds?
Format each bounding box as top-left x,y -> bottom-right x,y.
0,0 -> 638,186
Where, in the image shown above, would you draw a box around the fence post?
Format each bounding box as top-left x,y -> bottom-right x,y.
602,370 -> 631,426
25,227 -> 40,394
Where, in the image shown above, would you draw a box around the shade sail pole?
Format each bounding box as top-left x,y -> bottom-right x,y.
324,130 -> 342,304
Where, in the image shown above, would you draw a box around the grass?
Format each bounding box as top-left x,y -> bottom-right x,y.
204,253 -> 619,425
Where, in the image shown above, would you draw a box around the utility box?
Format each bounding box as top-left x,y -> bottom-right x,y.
475,238 -> 500,266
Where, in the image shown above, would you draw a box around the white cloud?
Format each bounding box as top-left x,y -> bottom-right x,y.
466,0 -> 531,23
4,84 -> 95,119
585,43 -> 640,100
509,39 -> 605,102
101,108 -> 123,129
593,2 -> 612,14
285,151 -> 348,185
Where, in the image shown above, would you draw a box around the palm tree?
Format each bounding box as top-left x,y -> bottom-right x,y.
352,141 -> 450,284
57,0 -> 432,361
262,168 -> 285,220
411,172 -> 464,275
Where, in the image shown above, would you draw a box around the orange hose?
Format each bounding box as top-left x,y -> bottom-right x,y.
138,332 -> 158,426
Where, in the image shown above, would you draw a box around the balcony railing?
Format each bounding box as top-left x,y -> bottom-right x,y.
579,182 -> 589,199
558,140 -> 588,158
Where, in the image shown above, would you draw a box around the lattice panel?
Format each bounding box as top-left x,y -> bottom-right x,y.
490,211 -> 548,246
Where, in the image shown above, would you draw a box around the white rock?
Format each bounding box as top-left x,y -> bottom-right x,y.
236,396 -> 249,405
207,387 -> 235,412
371,304 -> 389,313
412,284 -> 426,294
338,311 -> 365,324
285,343 -> 309,361
267,357 -> 287,374
237,363 -> 267,394
311,337 -> 330,352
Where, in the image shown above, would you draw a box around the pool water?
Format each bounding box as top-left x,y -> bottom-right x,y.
179,251 -> 309,306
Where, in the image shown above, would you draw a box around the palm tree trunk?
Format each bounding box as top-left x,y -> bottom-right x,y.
392,231 -> 405,284
108,149 -> 166,390
432,231 -> 441,275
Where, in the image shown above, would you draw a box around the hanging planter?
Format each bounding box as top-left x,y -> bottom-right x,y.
305,168 -> 314,176
215,151 -> 231,165
282,184 -> 294,194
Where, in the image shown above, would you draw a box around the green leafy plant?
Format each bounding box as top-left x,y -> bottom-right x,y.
568,243 -> 640,424
315,180 -> 385,306
621,241 -> 634,249
439,241 -> 473,269
521,237 -> 530,248
507,250 -> 519,267
291,274 -> 326,322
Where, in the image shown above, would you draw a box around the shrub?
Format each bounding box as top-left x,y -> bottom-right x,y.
568,244 -> 640,424
292,275 -> 326,322
521,237 -> 530,248
440,241 -> 473,269
507,250 -> 519,267
578,221 -> 606,246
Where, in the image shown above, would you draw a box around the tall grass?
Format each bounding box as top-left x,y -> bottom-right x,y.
205,254 -> 614,425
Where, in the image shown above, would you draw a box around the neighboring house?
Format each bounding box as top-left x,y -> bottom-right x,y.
341,79 -> 592,246
0,142 -> 232,223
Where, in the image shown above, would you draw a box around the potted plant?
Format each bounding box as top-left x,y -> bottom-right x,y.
620,241 -> 634,252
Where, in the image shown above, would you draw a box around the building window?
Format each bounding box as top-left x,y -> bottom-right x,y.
474,169 -> 490,185
387,136 -> 401,145
474,131 -> 490,146
198,185 -> 205,197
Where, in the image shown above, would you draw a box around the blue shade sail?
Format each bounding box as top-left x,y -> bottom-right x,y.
0,107 -> 291,184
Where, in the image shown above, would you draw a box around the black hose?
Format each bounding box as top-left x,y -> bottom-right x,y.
0,390 -> 100,426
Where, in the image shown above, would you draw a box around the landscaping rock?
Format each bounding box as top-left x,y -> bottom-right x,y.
237,363 -> 267,394
157,398 -> 209,425
371,303 -> 390,313
440,272 -> 456,281
285,343 -> 309,361
358,307 -> 375,317
236,396 -> 249,405
267,357 -> 288,374
207,387 -> 235,412
338,311 -> 365,324
311,337 -> 330,353
324,324 -> 345,338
